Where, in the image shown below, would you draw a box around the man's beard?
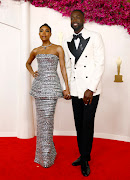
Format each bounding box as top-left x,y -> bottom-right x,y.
71,23 -> 83,32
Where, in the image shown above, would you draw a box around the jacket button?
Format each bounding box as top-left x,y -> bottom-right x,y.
86,76 -> 88,78
74,67 -> 76,69
85,56 -> 87,58
74,77 -> 75,79
84,66 -> 86,67
70,58 -> 71,59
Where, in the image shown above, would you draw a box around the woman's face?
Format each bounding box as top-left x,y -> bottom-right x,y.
39,26 -> 51,41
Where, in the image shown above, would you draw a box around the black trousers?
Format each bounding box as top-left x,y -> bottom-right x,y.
71,95 -> 100,161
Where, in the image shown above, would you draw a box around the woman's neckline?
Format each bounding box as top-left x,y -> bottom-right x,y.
36,54 -> 59,58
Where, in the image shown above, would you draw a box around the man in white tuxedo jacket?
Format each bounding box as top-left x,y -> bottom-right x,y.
63,10 -> 104,177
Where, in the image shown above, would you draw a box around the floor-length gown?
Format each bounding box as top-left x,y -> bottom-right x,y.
30,54 -> 63,167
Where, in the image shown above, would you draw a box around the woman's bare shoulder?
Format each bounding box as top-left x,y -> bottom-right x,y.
31,46 -> 42,55
53,44 -> 63,51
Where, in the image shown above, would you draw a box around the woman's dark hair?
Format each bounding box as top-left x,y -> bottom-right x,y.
39,23 -> 51,32
71,9 -> 84,17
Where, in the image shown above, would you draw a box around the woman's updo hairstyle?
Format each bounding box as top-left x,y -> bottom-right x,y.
39,23 -> 51,32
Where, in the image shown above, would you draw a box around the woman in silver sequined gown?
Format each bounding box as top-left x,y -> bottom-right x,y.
26,24 -> 70,168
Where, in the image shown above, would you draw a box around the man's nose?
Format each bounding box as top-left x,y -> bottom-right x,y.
72,18 -> 78,22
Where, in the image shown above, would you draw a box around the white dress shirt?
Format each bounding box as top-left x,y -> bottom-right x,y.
73,29 -> 84,49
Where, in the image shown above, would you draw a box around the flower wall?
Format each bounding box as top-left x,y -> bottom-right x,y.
1,0 -> 129,33
23,0 -> 130,35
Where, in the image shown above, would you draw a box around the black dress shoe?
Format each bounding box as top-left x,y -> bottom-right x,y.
81,161 -> 90,177
72,156 -> 81,166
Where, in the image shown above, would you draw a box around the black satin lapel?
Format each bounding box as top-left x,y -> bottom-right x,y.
75,37 -> 90,64
78,37 -> 90,52
67,39 -> 76,57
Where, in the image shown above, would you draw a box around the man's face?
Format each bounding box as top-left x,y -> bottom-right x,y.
71,11 -> 84,33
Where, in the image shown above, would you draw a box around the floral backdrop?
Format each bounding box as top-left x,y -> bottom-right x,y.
1,0 -> 130,35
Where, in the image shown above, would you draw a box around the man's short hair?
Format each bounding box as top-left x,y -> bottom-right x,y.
71,9 -> 84,17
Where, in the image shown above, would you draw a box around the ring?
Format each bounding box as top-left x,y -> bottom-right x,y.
87,100 -> 89,101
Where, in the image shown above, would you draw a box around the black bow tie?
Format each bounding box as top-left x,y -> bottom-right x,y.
73,33 -> 82,40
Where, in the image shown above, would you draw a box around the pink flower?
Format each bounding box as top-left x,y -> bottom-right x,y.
14,0 -> 130,35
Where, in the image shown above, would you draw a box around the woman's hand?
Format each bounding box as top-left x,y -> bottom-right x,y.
32,71 -> 39,78
63,89 -> 71,100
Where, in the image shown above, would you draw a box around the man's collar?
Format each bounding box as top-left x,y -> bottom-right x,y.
73,28 -> 86,39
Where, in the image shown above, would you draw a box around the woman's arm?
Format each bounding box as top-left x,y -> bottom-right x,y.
57,46 -> 70,99
26,48 -> 38,78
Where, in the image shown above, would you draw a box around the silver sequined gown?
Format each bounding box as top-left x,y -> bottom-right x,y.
30,54 -> 63,168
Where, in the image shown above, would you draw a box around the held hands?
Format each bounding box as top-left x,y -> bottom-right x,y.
63,89 -> 71,100
83,89 -> 93,105
32,71 -> 39,78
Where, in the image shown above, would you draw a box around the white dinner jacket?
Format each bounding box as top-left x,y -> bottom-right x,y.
62,28 -> 105,99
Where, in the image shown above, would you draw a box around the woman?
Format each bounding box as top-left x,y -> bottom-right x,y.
26,23 -> 70,168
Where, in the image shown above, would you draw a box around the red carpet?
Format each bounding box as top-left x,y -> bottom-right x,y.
0,136 -> 130,180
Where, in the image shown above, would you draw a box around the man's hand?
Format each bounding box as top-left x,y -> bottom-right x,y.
83,89 -> 93,105
63,90 -> 71,100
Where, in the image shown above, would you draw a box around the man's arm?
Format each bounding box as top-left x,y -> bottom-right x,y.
88,33 -> 104,92
83,33 -> 105,104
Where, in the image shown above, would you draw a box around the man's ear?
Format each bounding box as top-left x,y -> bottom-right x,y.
83,18 -> 85,24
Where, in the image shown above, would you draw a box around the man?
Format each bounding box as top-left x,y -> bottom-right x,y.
63,10 -> 104,177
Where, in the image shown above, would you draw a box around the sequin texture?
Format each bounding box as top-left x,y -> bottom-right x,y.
30,54 -> 63,167
30,54 -> 63,98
